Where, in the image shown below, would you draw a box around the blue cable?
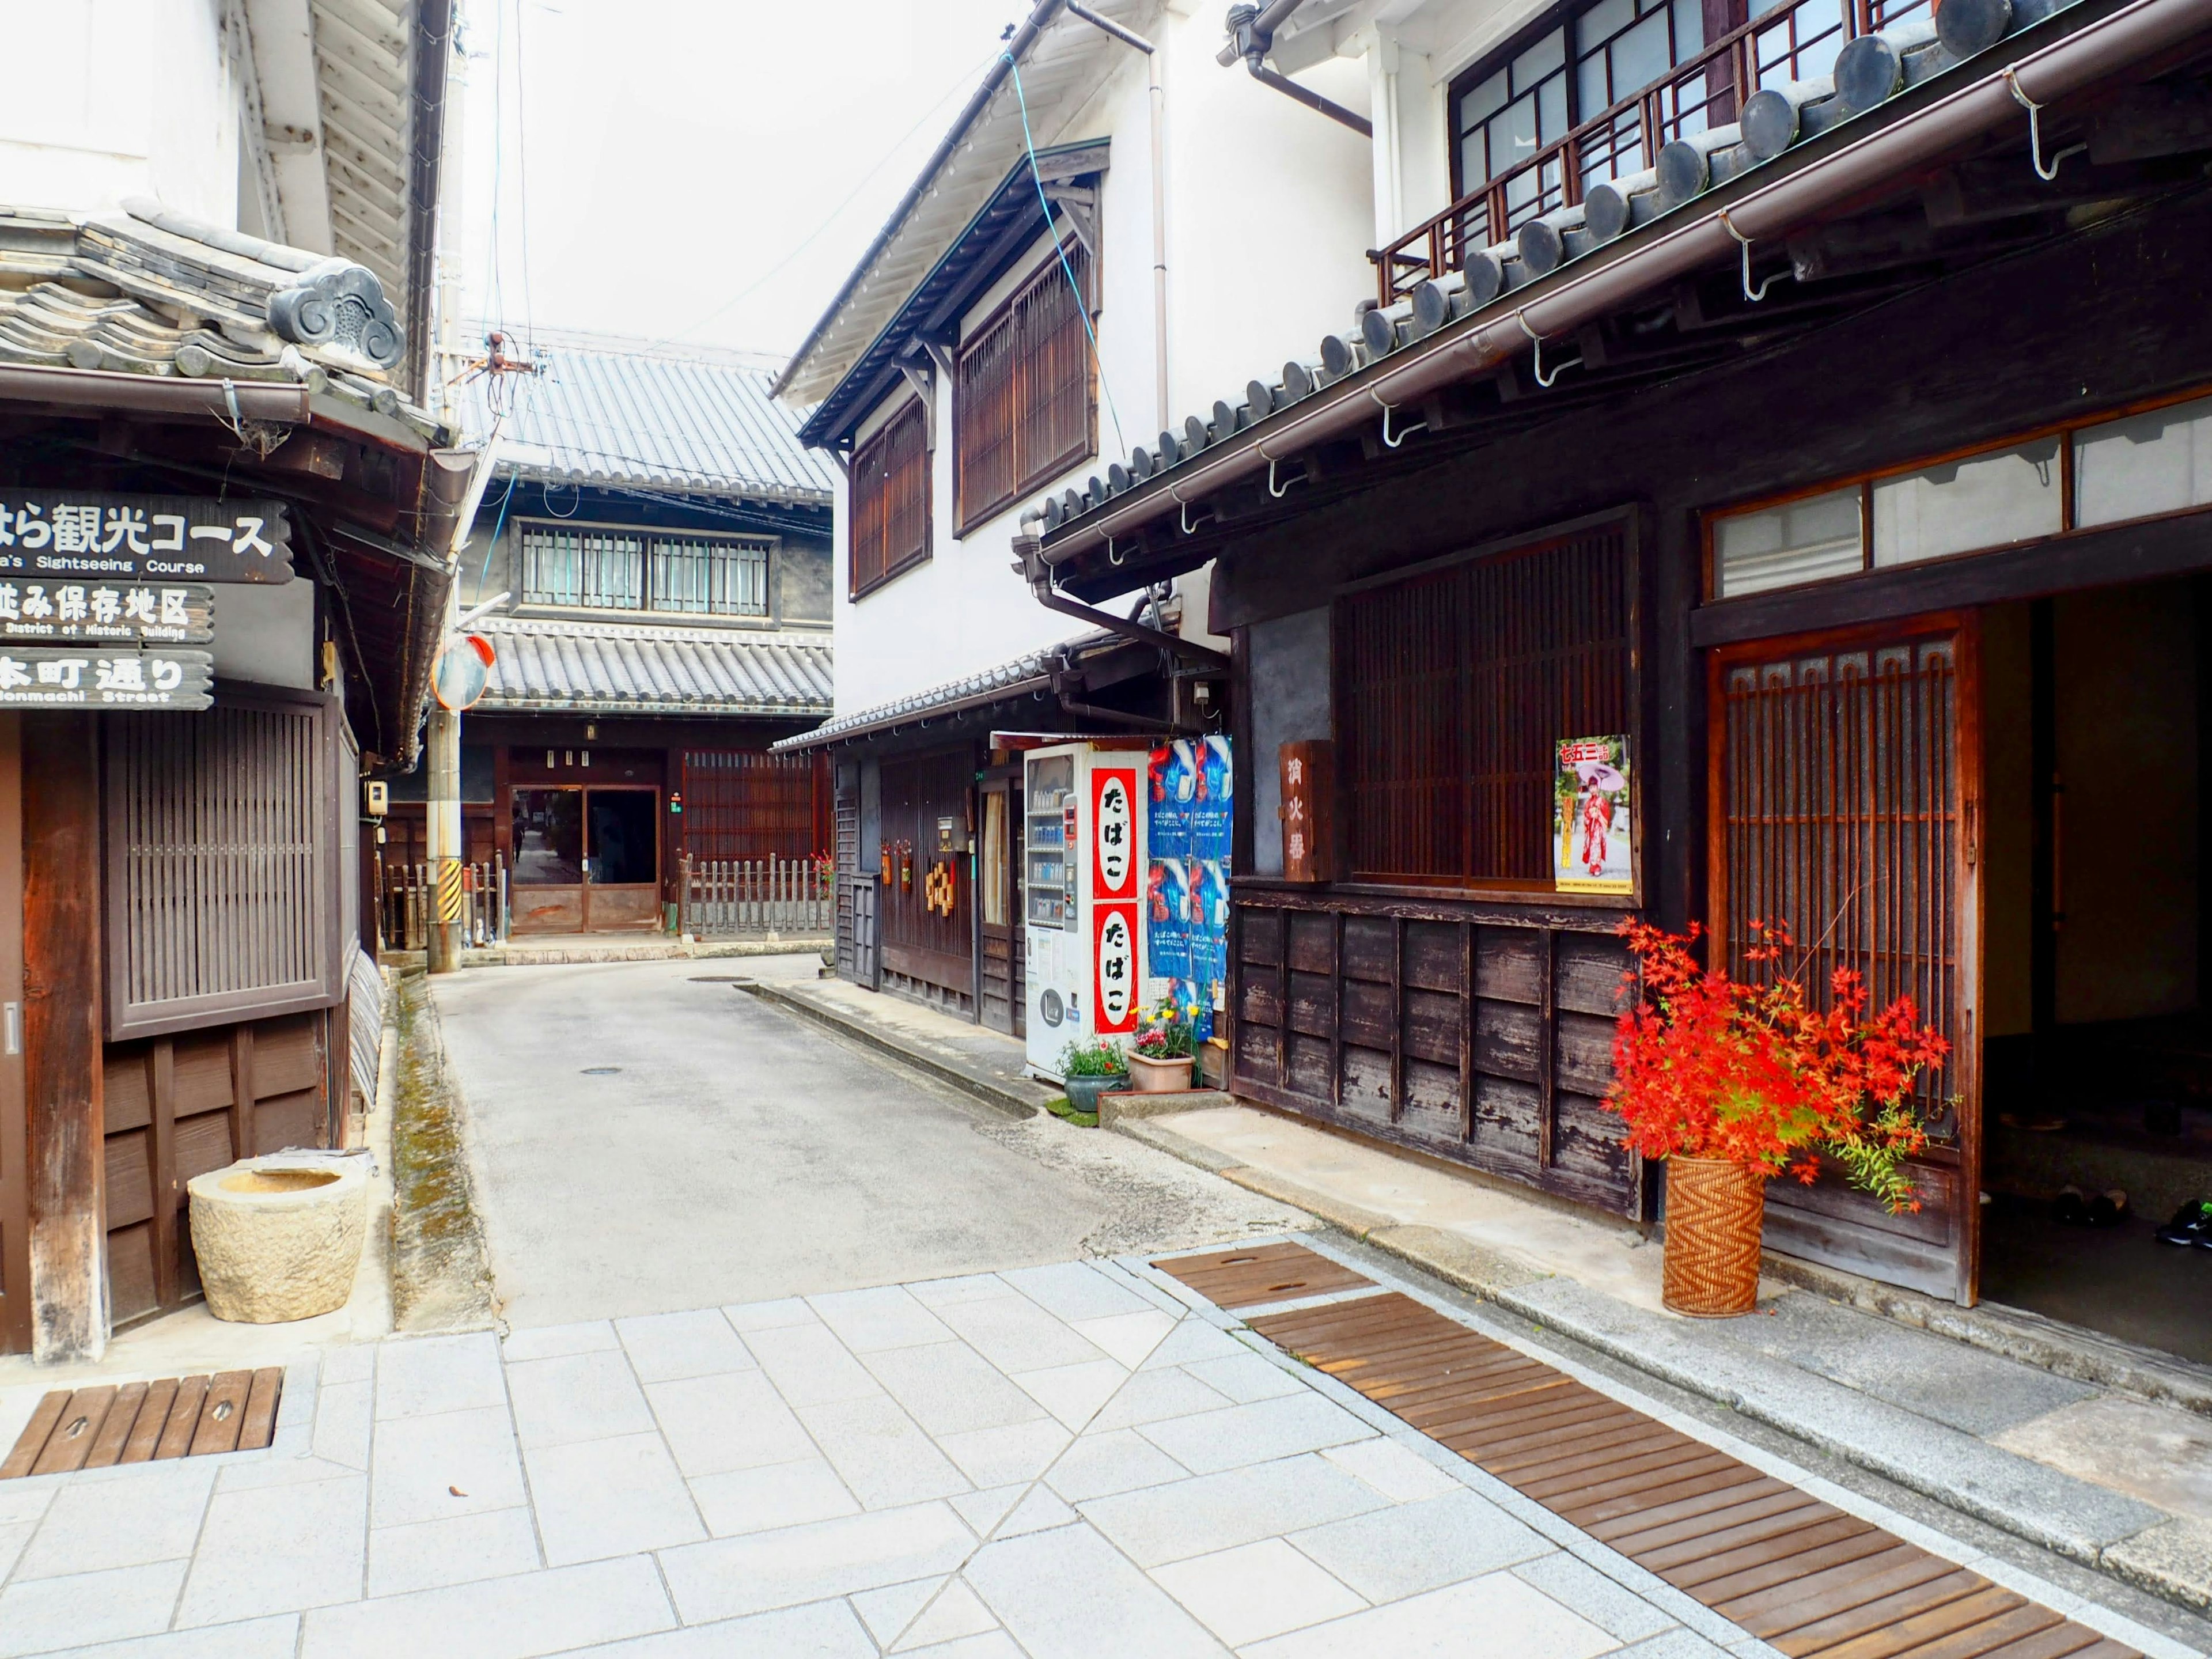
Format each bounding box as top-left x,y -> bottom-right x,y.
1003,49 -> 1127,458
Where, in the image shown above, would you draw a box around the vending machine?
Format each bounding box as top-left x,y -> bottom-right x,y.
1023,743 -> 1144,1080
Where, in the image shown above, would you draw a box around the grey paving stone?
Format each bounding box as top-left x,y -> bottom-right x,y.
1136,1391 -> 1374,1475
1080,1453 -> 1391,1567
722,1296 -> 820,1332
366,1506 -> 543,1596
367,1403 -> 529,1529
570,1599 -> 879,1656
299,1555 -> 675,1659
374,1332 -> 506,1419
998,1487 -> 1079,1537
174,1471 -> 368,1626
1317,1437 -> 1463,1502
689,1457 -> 858,1538
797,1396 -> 973,1509
1241,1569 -> 1619,1659
1615,1630 -> 1736,1659
1067,1310 -> 1179,1368
1149,1536 -> 1369,1647
747,1321 -> 889,1407
899,1634 -> 1024,1658
309,1379 -> 373,1470
1287,1488 -> 1550,1602
12,1457 -> 214,1580
998,1261 -> 1155,1324
1137,1319 -> 1249,1369
1180,1351 -> 1309,1404
934,1293 -> 1111,1376
1012,1357 -> 1131,1429
904,1273 -> 1010,1309
0,1521 -> 29,1582
1714,1291 -> 2097,1435
1088,1365 -> 1234,1432
31,1615 -> 300,1658
647,1369 -> 817,1477
1513,1552 -> 1679,1642
935,1416 -> 1071,1488
0,1560 -> 187,1657
656,1501 -> 975,1624
964,1520 -> 1229,1658
521,1431 -> 706,1565
499,1320 -> 619,1362
1045,1427 -> 1192,1503
0,1483 -> 51,1527
861,1339 -> 1054,1437
319,1344 -> 375,1387
614,1310 -> 753,1383
505,1349 -> 656,1448
808,1285 -> 957,1353
855,1577 -> 998,1649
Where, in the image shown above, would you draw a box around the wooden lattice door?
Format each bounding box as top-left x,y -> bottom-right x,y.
1709,622 -> 1981,1304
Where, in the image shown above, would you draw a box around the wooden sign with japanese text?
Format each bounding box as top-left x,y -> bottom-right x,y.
1279,740 -> 1333,882
0,648 -> 213,709
0,579 -> 213,645
0,493 -> 293,584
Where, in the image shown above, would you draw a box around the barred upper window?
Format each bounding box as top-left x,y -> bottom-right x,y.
956,242 -> 1093,534
519,525 -> 772,618
850,399 -> 931,599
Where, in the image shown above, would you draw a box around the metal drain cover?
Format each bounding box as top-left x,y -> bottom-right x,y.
581,1066 -> 622,1075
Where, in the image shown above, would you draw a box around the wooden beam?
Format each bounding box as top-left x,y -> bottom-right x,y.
0,716 -> 26,1355
22,714 -> 105,1361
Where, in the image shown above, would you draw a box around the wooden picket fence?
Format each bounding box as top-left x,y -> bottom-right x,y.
380,855 -> 507,951
680,855 -> 830,938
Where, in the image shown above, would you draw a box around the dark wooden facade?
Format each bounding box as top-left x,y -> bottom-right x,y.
1048,124 -> 2212,1302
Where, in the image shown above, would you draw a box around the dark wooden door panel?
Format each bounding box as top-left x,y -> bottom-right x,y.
879,749 -> 974,1009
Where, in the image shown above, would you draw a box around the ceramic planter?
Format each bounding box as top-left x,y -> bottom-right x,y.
1061,1073 -> 1123,1115
1126,1051 -> 1196,1093
1662,1156 -> 1766,1317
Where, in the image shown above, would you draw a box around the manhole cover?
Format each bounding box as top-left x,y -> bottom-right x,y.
581,1066 -> 622,1075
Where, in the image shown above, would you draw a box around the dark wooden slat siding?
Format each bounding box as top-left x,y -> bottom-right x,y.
1153,1245 -> 2134,1659
1230,892 -> 1639,1216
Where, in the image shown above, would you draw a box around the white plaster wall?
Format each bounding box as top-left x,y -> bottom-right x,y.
0,0 -> 241,222
831,4 -> 1376,715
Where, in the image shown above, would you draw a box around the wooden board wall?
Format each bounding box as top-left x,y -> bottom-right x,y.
877,748 -> 976,1011
1230,890 -> 1643,1217
101,1010 -> 331,1331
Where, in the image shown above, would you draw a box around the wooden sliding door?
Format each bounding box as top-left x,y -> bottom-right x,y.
1709,620 -> 1982,1303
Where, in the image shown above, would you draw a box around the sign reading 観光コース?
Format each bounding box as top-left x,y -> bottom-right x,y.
0,649 -> 214,709
0,494 -> 293,583
0,581 -> 214,645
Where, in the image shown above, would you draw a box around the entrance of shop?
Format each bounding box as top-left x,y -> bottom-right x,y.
1978,580 -> 2212,1362
510,785 -> 661,933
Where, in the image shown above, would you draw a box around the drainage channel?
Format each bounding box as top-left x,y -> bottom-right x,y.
2,1368 -> 283,1478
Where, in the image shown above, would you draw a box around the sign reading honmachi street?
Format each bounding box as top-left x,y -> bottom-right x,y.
0,494 -> 292,584
0,648 -> 214,709
0,581 -> 213,645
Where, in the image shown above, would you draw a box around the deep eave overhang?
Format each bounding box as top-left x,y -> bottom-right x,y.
1039,0 -> 2212,594
796,138 -> 1111,450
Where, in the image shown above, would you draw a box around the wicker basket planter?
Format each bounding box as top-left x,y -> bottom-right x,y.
1662,1156 -> 1765,1317
1126,1052 -> 1195,1093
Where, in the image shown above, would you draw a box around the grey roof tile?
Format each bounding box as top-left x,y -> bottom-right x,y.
476,615 -> 832,717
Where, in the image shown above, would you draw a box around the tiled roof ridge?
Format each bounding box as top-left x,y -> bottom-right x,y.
476,613 -> 833,649
778,626 -> 1118,748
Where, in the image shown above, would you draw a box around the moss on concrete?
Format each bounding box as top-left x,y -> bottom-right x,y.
389,971 -> 498,1331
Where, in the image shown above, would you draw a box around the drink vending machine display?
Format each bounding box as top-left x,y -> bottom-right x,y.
1023,743 -> 1145,1080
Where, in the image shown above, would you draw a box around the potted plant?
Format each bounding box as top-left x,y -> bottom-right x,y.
1608,918 -> 1948,1318
1128,993 -> 1200,1093
1058,1038 -> 1127,1115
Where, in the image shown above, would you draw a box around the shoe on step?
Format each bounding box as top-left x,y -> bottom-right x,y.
2155,1200 -> 2212,1247
2054,1185 -> 2087,1225
2085,1189 -> 2127,1228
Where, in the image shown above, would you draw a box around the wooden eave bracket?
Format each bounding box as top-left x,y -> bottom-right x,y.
896,355 -> 936,452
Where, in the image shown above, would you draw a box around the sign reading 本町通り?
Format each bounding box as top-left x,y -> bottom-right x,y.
0,494 -> 293,584
1555,736 -> 1634,895
0,581 -> 213,645
0,648 -> 214,709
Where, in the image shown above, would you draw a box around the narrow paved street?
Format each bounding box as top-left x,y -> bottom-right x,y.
427,956 -> 1300,1327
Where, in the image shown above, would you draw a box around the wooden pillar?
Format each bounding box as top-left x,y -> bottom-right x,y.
0,717 -> 31,1355
22,713 -> 105,1362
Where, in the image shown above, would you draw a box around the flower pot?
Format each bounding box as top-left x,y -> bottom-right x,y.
1127,1051 -> 1195,1093
1662,1156 -> 1766,1317
188,1156 -> 369,1323
1061,1074 -> 1123,1115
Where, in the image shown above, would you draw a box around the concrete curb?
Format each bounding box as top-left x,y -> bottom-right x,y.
381,939 -> 832,971
1112,1109 -> 2211,1618
741,982 -> 1045,1122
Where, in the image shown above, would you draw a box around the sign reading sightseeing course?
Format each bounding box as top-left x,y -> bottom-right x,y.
0,581 -> 213,645
1554,736 -> 1634,896
0,494 -> 293,584
0,648 -> 214,709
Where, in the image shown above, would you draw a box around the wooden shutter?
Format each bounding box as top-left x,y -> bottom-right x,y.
851,399 -> 930,597
679,751 -> 828,861
106,693 -> 338,1040
1713,627 -> 1978,1301
1336,522 -> 1632,887
956,242 -> 1094,533
957,310 -> 1018,531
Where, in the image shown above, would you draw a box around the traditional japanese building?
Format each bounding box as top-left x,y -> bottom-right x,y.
1034,0 -> 2212,1359
0,0 -> 459,1360
380,331 -> 836,939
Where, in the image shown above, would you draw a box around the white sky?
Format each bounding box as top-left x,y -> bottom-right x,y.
456,0 -> 1031,362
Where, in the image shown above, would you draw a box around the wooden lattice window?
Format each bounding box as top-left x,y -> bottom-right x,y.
1335,521 -> 1633,888
105,691 -> 341,1039
956,242 -> 1094,533
677,750 -> 828,861
850,399 -> 931,599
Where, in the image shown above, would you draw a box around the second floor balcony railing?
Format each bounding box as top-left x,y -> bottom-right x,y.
1372,0 -> 1932,306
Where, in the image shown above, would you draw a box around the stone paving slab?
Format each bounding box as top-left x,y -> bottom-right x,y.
14,1253 -> 2136,1659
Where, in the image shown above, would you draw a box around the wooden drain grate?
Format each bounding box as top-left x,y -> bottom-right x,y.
1152,1240 -> 1379,1310
1,1369 -> 283,1479
1156,1247 -> 2138,1659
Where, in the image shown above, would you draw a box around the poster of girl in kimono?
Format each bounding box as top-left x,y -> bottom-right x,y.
1554,736 -> 1633,895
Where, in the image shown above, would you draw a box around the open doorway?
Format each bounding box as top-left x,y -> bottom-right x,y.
1980,580 -> 2212,1362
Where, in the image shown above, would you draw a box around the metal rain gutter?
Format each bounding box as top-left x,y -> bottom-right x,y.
1044,0 -> 2212,570
770,0 -> 1067,402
